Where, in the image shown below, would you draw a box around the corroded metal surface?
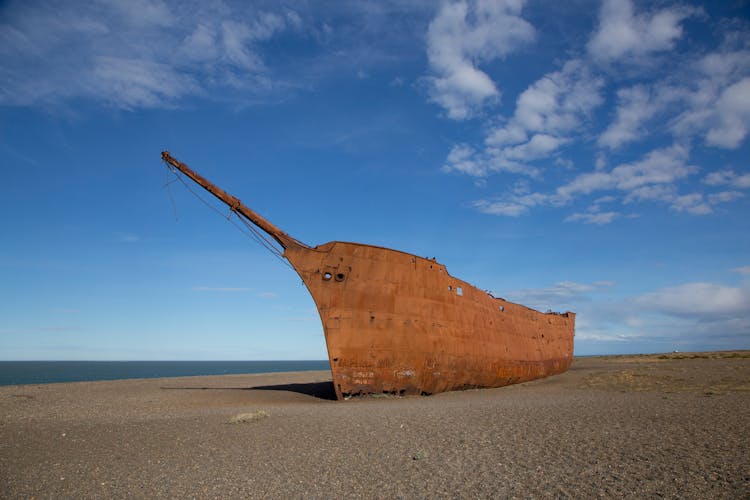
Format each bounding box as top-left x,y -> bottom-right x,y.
285,242 -> 574,399
161,152 -> 575,400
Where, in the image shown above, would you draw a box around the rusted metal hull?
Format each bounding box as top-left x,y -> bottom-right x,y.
285,241 -> 575,400
159,151 -> 575,401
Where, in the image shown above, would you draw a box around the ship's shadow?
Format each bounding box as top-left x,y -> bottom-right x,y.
249,381 -> 337,400
161,381 -> 337,401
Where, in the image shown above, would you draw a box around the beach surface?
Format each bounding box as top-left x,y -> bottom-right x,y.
2,352 -> 748,498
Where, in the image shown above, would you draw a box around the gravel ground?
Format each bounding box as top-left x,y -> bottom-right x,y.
1,352 -> 748,498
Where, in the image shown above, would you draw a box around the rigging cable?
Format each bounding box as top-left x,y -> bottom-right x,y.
163,167 -> 180,221
163,164 -> 294,271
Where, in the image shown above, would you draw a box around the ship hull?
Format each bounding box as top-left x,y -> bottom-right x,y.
285,241 -> 575,400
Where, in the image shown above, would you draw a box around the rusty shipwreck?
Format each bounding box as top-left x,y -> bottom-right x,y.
161,152 -> 575,400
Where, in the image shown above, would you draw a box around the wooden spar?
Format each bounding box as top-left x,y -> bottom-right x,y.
161,151 -> 306,250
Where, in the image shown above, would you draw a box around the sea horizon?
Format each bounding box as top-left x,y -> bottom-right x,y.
3,350 -> 745,386
0,360 -> 331,387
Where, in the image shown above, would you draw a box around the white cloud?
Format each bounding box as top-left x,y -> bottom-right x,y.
557,171 -> 613,198
487,122 -> 527,146
557,144 -> 695,202
554,157 -> 574,170
220,13 -> 289,71
104,0 -> 175,28
707,191 -> 743,204
637,283 -> 750,318
472,191 -> 547,217
610,145 -> 695,191
599,85 -> 659,149
91,56 -> 200,109
472,139 -> 746,221
732,266 -> 750,275
442,143 -> 540,177
425,0 -> 535,120
445,59 -> 603,179
671,46 -> 750,149
564,195 -> 634,225
221,21 -> 264,71
703,170 -> 736,186
564,210 -> 621,225
623,184 -> 676,204
706,77 -> 750,148
734,175 -> 750,188
442,144 -> 486,176
670,193 -> 712,215
472,200 -> 528,217
502,134 -> 568,161
502,280 -> 614,313
0,1 -> 300,109
503,279 -> 749,348
557,145 -> 744,215
474,143 -> 698,220
182,24 -> 219,62
594,195 -> 616,205
489,59 -> 603,146
587,0 -> 697,63
702,170 -> 750,189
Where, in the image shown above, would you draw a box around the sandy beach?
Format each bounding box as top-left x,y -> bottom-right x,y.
1,352 -> 748,498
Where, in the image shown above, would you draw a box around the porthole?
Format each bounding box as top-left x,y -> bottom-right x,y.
335,272 -> 346,282
323,272 -> 332,281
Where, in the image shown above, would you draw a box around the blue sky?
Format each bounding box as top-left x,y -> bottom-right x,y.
1,0 -> 749,360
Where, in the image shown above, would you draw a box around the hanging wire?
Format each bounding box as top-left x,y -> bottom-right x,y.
163,167 -> 180,221
163,164 -> 294,271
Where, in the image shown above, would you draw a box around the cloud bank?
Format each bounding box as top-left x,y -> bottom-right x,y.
0,1 -> 301,110
433,0 -> 750,224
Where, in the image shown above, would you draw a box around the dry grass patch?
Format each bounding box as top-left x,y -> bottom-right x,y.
580,370 -> 695,392
598,351 -> 750,364
228,410 -> 270,424
579,354 -> 750,394
657,351 -> 750,360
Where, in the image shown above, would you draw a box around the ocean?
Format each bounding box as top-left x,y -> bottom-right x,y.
0,360 -> 330,386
